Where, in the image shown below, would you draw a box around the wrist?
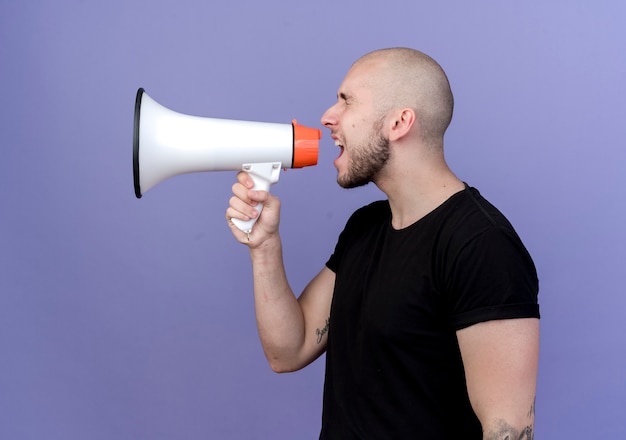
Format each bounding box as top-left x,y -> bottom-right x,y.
249,232 -> 282,259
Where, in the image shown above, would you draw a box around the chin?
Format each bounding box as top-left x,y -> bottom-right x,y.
337,175 -> 370,189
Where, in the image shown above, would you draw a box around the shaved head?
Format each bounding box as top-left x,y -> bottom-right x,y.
351,48 -> 454,147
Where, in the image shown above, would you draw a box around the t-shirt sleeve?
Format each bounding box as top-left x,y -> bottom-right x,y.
446,226 -> 540,330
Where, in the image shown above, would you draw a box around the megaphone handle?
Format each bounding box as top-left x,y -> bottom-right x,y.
231,162 -> 282,233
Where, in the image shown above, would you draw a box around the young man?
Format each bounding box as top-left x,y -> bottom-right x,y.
226,48 -> 540,439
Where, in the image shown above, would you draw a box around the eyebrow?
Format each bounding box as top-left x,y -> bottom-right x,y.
338,92 -> 351,102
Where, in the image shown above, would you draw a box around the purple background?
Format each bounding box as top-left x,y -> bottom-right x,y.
1,1 -> 625,438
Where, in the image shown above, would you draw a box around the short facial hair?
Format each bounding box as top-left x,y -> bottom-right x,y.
338,125 -> 390,189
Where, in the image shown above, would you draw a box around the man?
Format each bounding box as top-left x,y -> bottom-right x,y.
226,48 -> 540,439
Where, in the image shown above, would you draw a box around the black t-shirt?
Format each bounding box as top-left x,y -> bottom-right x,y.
320,186 -> 539,439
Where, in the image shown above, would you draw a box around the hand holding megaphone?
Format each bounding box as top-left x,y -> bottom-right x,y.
132,88 -> 320,233
229,162 -> 281,233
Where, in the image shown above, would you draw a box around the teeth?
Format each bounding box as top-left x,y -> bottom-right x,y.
334,140 -> 343,147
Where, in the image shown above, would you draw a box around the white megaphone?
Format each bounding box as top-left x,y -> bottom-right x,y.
133,88 -> 320,233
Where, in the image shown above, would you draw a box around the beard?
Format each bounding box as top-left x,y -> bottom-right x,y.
338,128 -> 390,189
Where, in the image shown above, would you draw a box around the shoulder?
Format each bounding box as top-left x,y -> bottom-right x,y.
437,186 -> 522,245
433,186 -> 537,286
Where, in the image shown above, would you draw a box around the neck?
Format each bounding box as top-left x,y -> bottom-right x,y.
375,151 -> 465,230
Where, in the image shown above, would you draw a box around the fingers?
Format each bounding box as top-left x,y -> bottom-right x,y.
236,170 -> 255,190
227,193 -> 258,222
229,182 -> 267,221
226,171 -> 281,245
226,172 -> 263,233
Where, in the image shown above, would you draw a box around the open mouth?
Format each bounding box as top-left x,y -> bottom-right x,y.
335,139 -> 344,159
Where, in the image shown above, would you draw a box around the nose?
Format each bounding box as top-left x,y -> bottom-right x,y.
320,103 -> 338,128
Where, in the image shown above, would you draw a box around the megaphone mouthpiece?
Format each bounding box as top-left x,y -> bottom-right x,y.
292,120 -> 320,168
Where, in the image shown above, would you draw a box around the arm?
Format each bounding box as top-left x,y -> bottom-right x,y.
226,172 -> 335,373
457,318 -> 539,440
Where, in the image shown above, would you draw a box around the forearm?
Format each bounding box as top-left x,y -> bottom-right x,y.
249,235 -> 307,372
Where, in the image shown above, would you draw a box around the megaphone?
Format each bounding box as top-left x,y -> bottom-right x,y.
133,88 -> 320,233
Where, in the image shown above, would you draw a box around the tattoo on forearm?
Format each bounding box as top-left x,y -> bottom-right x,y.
484,399 -> 535,440
528,397 -> 536,419
315,317 -> 330,344
484,421 -> 533,440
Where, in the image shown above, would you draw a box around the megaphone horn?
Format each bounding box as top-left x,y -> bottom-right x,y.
133,88 -> 321,233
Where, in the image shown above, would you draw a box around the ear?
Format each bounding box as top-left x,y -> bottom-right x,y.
388,108 -> 416,142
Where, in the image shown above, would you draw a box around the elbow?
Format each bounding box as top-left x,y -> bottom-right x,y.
263,343 -> 321,373
270,364 -> 294,374
266,355 -> 306,374
268,359 -> 301,374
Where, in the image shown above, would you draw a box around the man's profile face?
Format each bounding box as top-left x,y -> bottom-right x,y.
321,61 -> 390,188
